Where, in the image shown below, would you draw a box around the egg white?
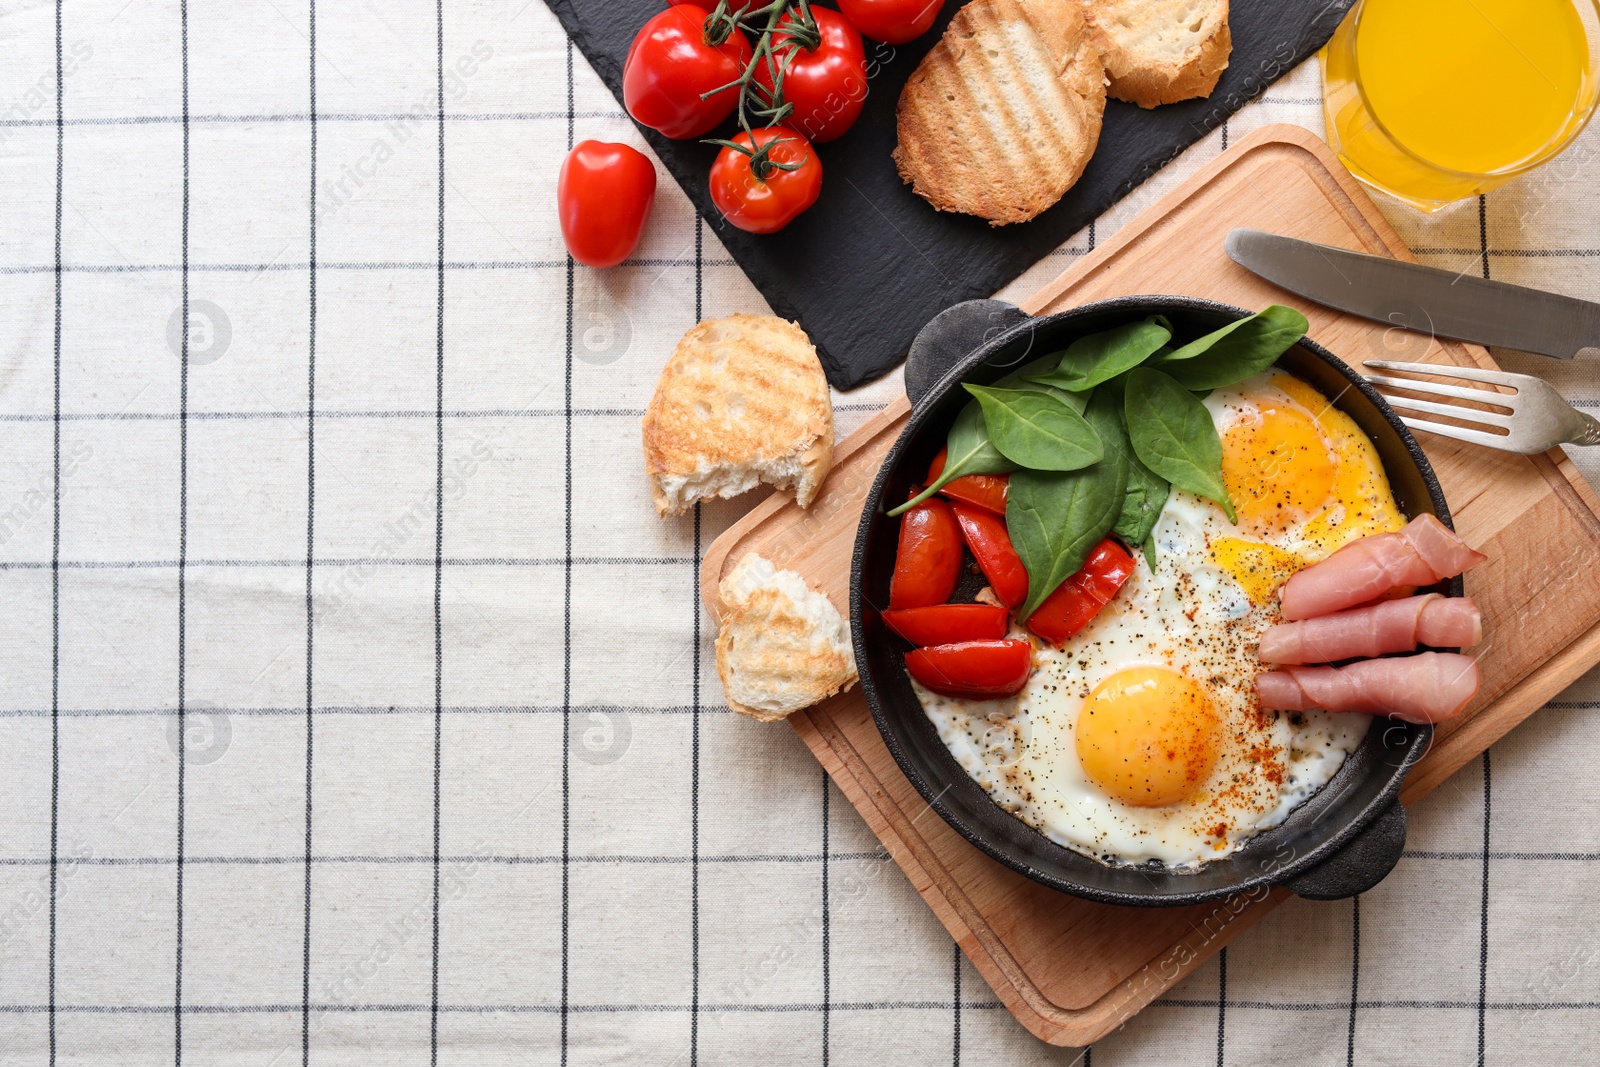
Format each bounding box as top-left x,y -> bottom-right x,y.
915,373 -> 1378,870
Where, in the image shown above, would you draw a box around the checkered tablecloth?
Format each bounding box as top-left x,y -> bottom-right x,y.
2,2 -> 1598,1064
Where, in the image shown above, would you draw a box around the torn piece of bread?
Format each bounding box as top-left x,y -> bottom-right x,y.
893,0 -> 1107,226
1084,0 -> 1230,108
642,314 -> 834,517
715,553 -> 857,722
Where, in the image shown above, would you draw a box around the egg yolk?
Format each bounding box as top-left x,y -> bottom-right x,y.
1221,402 -> 1338,534
1211,537 -> 1305,607
1075,666 -> 1221,808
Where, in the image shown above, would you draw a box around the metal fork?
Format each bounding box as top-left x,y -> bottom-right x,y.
1362,360 -> 1600,454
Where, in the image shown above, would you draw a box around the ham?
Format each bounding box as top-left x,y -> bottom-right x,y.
1280,514 -> 1487,621
1259,594 -> 1482,665
1256,652 -> 1480,723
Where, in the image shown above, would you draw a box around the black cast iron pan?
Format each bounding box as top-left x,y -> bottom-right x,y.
851,296 -> 1461,907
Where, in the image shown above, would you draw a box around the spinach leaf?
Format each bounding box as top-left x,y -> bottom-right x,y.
1025,316 -> 1173,393
1124,368 -> 1237,523
965,384 -> 1103,472
1152,305 -> 1309,391
1007,399 -> 1129,619
990,353 -> 1087,412
1142,532 -> 1159,572
886,399 -> 1019,517
1084,377 -> 1171,547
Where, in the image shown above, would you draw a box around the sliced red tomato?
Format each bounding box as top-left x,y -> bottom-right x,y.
881,604 -> 1008,646
888,494 -> 962,610
1025,538 -> 1138,646
623,6 -> 751,140
751,7 -> 868,143
905,640 -> 1033,699
949,502 -> 1028,608
557,141 -> 657,269
926,446 -> 1008,515
836,0 -> 943,44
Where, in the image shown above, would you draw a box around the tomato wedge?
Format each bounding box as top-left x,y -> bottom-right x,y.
888,495 -> 962,609
926,446 -> 1008,515
881,604 -> 1008,646
1025,538 -> 1137,646
949,502 -> 1028,608
905,640 -> 1033,699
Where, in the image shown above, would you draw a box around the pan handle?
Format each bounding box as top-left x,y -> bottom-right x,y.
1283,802 -> 1408,900
904,299 -> 1030,411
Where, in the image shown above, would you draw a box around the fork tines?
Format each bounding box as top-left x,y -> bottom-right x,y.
1360,359 -> 1524,451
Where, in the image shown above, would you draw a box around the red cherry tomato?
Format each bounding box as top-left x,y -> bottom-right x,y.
881,604 -> 1008,646
557,141 -> 657,269
624,6 -> 752,140
751,7 -> 868,143
927,446 -> 1008,514
708,126 -> 823,234
836,0 -> 942,44
1025,538 -> 1137,646
905,640 -> 1033,699
888,495 -> 962,610
949,502 -> 1029,609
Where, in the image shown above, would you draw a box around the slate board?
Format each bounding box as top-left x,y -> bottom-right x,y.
545,0 -> 1356,389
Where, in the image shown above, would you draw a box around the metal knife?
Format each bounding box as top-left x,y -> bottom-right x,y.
1225,228 -> 1600,360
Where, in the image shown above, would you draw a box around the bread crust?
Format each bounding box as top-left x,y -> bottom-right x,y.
1084,0 -> 1231,108
714,553 -> 857,722
641,314 -> 835,516
893,0 -> 1108,226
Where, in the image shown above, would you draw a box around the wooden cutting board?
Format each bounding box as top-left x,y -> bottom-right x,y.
700,124 -> 1600,1046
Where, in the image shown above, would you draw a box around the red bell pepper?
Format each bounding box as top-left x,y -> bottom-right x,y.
926,446 -> 1009,515
888,494 -> 963,609
905,640 -> 1034,699
949,502 -> 1029,609
1025,538 -> 1137,646
881,604 -> 1009,646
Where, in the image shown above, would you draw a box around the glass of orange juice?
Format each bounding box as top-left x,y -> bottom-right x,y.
1321,0 -> 1600,211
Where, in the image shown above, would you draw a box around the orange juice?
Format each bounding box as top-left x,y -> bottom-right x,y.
1321,0 -> 1600,209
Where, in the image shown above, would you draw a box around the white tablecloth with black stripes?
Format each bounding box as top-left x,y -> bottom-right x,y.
2,2 -> 1598,1064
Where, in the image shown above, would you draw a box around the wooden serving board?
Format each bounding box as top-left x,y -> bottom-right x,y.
700,125 -> 1600,1046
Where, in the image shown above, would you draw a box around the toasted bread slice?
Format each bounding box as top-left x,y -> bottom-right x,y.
1084,0 -> 1230,108
715,553 -> 858,722
893,0 -> 1107,226
642,314 -> 834,517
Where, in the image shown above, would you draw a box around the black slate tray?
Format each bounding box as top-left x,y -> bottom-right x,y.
546,0 -> 1355,389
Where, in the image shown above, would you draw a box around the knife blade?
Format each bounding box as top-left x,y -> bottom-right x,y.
1225,228 -> 1600,360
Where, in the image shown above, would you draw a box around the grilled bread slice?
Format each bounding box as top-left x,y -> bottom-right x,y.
1084,0 -> 1231,108
642,314 -> 834,517
893,0 -> 1107,226
715,553 -> 857,722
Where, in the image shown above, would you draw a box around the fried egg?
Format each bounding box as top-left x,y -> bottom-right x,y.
915,371 -> 1407,869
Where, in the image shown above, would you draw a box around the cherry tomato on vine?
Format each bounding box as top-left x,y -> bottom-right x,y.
751,6 -> 868,143
557,141 -> 657,269
836,0 -> 942,44
708,125 -> 823,234
623,5 -> 752,140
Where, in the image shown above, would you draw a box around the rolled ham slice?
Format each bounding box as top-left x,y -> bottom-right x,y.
1256,652 -> 1480,724
1280,514 -> 1487,622
1259,594 -> 1482,665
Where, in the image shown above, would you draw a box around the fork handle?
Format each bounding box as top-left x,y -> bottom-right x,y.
1576,412 -> 1600,447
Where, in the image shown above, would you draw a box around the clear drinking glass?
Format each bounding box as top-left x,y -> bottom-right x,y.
1320,0 -> 1600,211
